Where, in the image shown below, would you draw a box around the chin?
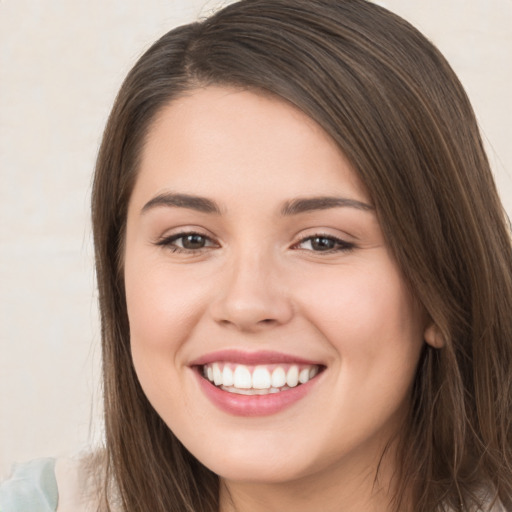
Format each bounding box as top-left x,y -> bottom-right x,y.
205,456 -> 316,485
177,427 -> 317,484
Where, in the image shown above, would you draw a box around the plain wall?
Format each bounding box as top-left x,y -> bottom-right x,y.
1,0 -> 511,477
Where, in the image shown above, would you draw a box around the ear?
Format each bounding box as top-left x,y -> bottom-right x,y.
424,322 -> 444,348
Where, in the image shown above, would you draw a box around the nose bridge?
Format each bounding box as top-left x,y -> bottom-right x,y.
210,244 -> 293,330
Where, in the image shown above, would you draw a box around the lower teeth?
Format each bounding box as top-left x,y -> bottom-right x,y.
219,385 -> 292,395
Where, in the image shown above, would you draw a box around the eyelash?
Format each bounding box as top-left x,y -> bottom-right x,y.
293,234 -> 355,253
155,232 -> 217,253
155,232 -> 355,254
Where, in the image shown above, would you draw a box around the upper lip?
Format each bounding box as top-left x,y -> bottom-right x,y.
189,349 -> 323,367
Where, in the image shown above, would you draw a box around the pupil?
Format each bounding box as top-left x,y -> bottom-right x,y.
312,237 -> 334,251
183,234 -> 205,249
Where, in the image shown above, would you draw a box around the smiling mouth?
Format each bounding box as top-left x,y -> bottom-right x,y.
198,362 -> 325,396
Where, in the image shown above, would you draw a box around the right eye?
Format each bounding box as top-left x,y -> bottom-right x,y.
155,232 -> 218,253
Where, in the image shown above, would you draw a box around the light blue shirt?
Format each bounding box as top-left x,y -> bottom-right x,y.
0,458 -> 58,512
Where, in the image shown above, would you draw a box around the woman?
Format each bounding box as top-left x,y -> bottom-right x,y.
2,0 -> 511,511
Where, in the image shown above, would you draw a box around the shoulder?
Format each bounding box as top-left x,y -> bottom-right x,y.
0,458 -> 58,512
54,451 -> 122,512
54,454 -> 101,512
477,487 -> 508,512
487,497 -> 508,512
0,452 -> 117,512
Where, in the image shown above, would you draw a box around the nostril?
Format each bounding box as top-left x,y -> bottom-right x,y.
210,290 -> 294,330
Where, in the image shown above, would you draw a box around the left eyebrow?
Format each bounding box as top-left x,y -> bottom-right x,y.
281,196 -> 374,216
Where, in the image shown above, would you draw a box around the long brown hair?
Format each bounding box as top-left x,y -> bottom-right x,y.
91,1 -> 512,510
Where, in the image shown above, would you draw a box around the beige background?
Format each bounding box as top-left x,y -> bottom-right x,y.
1,0 -> 510,477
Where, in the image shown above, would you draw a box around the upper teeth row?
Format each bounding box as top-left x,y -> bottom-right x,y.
203,363 -> 320,390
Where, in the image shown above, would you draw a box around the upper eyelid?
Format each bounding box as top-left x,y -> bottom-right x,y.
157,232 -> 217,245
293,231 -> 354,244
169,231 -> 212,241
155,227 -> 217,242
293,234 -> 354,247
290,223 -> 358,240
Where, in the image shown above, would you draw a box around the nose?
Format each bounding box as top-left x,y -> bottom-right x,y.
209,251 -> 294,332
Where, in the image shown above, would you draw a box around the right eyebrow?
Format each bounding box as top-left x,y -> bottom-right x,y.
141,192 -> 222,215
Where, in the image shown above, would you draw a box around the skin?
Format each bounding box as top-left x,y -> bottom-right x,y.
124,86 -> 432,512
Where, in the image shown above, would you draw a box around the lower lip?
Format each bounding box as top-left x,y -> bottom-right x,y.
194,369 -> 321,417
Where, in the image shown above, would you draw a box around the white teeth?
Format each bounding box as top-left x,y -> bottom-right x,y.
299,368 -> 310,384
286,365 -> 299,387
252,366 -> 271,389
220,385 -> 291,395
202,362 -> 322,391
229,387 -> 255,395
213,363 -> 222,386
271,367 -> 286,388
222,365 -> 234,387
233,365 -> 252,389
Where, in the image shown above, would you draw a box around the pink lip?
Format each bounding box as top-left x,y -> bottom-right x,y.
189,349 -> 325,417
190,349 -> 321,366
194,371 -> 322,417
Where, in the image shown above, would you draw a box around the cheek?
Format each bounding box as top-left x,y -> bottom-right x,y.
297,263 -> 424,441
125,258 -> 206,349
124,257 -> 215,417
296,259 -> 424,372
124,256 -> 215,405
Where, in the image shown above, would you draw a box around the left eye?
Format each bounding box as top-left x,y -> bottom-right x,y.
295,235 -> 353,252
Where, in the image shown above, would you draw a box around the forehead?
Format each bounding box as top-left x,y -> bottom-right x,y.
133,85 -> 369,209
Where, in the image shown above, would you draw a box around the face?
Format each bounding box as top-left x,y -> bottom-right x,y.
124,86 -> 427,487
